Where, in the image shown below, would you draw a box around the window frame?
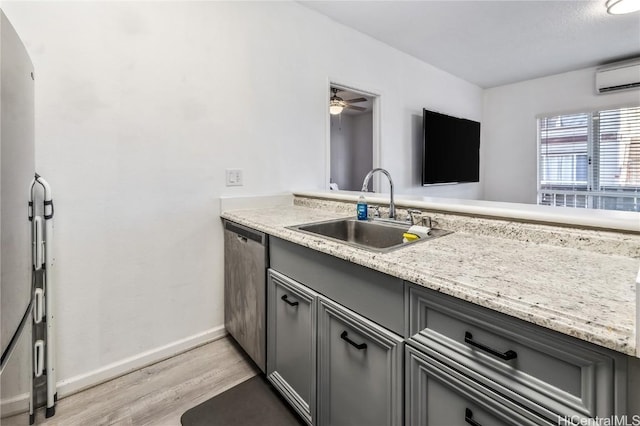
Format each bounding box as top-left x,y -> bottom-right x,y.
536,103 -> 640,212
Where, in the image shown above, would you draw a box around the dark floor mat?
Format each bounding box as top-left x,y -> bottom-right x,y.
180,375 -> 306,426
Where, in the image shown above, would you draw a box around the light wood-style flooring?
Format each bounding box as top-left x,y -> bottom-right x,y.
8,336 -> 259,426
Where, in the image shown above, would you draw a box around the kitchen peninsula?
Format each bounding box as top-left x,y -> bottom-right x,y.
221,191 -> 640,423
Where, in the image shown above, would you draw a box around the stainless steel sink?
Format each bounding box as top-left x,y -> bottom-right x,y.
288,218 -> 451,252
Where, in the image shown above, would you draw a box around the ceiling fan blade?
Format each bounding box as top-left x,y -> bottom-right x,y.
345,97 -> 367,104
345,105 -> 367,112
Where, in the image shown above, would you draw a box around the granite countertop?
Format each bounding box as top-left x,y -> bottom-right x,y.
221,203 -> 639,357
293,190 -> 640,232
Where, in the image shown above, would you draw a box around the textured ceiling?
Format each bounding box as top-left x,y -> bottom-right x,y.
301,0 -> 640,88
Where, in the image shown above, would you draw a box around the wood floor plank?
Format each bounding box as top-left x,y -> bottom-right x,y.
6,336 -> 258,426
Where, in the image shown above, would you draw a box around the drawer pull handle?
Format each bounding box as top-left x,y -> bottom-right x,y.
464,332 -> 517,361
340,331 -> 367,350
465,408 -> 482,426
281,294 -> 299,307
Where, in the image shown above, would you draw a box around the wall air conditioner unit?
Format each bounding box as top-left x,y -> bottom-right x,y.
595,59 -> 640,94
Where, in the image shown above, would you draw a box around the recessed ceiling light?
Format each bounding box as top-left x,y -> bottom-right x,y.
606,0 -> 640,14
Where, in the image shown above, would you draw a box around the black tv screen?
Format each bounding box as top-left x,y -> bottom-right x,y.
422,109 -> 480,185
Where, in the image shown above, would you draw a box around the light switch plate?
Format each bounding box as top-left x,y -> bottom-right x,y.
226,169 -> 243,186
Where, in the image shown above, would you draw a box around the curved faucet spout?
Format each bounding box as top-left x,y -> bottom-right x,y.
361,168 -> 395,219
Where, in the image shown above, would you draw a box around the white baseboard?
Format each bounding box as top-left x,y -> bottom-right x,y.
0,391 -> 30,419
1,327 -> 227,419
57,325 -> 227,398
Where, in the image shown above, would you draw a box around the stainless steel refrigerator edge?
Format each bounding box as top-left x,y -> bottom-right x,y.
223,221 -> 267,372
1,9 -> 36,424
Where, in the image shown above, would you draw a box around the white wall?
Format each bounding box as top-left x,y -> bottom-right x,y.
1,1 -> 482,391
482,66 -> 640,204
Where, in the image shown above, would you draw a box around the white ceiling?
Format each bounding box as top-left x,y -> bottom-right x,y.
301,0 -> 640,88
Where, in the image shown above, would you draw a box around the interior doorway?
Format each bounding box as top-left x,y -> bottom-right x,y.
328,84 -> 379,192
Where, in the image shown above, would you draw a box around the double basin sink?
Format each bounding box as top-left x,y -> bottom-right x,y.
289,217 -> 451,253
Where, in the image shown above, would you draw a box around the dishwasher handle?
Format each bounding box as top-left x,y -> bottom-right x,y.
225,221 -> 265,245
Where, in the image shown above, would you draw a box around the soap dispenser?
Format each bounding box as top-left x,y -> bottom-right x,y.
357,193 -> 368,220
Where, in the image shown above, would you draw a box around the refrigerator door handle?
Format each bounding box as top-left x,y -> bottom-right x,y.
34,288 -> 44,323
33,216 -> 43,270
34,340 -> 44,377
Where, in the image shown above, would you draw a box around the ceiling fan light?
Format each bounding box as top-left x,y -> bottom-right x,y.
329,104 -> 344,115
606,0 -> 640,14
329,98 -> 345,115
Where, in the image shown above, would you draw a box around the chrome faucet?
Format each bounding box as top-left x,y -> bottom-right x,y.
361,168 -> 395,219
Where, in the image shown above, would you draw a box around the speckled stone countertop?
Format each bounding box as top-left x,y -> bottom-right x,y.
221,200 -> 639,357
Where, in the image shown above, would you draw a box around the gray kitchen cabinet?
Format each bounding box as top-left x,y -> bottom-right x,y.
232,231 -> 636,426
267,269 -> 318,425
406,343 -> 555,426
268,237 -> 404,426
269,237 -> 405,336
406,283 -> 633,421
317,297 -> 403,426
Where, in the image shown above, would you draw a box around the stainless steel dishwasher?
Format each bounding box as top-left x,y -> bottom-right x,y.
224,220 -> 267,372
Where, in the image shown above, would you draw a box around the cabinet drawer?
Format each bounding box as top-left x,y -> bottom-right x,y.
317,297 -> 403,426
406,344 -> 554,426
270,237 -> 404,336
267,269 -> 318,425
407,284 -> 620,420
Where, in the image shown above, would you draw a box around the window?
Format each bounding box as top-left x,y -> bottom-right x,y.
538,106 -> 640,212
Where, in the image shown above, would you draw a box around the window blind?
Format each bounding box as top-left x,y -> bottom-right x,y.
538,106 -> 640,212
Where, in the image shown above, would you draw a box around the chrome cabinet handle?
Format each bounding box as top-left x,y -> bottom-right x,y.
464,332 -> 517,361
281,294 -> 299,307
340,331 -> 367,350
465,408 -> 482,426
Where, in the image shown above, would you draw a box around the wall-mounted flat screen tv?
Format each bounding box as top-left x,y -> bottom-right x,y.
422,109 -> 480,185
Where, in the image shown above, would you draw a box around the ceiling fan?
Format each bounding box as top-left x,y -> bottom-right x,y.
329,88 -> 367,115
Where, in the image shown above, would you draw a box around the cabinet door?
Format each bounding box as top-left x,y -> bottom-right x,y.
407,284 -> 619,419
267,270 -> 318,425
317,297 -> 403,426
406,344 -> 554,426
